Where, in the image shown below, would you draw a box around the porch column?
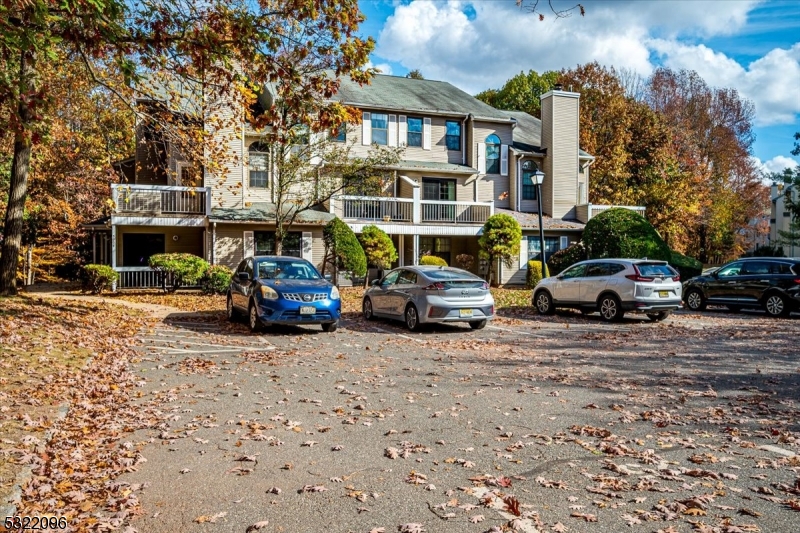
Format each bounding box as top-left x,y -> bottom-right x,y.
412,234 -> 419,266
412,187 -> 421,224
399,235 -> 405,266
111,225 -> 118,291
92,232 -> 97,264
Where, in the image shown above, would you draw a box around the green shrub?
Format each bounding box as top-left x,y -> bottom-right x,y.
583,208 -> 671,261
420,255 -> 448,267
201,265 -> 232,294
148,253 -> 209,292
547,242 -> 587,276
81,264 -> 118,294
669,250 -> 702,280
479,213 -> 522,285
323,218 -> 367,277
526,260 -> 549,288
358,225 -> 397,269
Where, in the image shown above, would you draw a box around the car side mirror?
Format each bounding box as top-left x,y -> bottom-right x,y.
238,272 -> 249,282
371,279 -> 380,286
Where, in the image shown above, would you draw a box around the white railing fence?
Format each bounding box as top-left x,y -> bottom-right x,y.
112,185 -> 210,215
420,200 -> 493,224
338,196 -> 414,222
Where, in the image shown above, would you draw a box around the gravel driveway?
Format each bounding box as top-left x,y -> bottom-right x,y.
120,308 -> 800,533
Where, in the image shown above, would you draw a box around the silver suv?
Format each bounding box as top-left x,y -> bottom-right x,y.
532,259 -> 682,322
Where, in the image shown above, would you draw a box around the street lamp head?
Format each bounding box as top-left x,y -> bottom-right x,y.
531,170 -> 545,186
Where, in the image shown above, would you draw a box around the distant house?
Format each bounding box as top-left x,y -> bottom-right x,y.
87,73 -> 645,287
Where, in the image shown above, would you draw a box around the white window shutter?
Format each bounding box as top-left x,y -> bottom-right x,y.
362,112 -> 371,145
309,132 -> 322,165
500,144 -> 509,176
422,117 -> 431,150
560,236 -> 569,250
302,232 -> 313,262
519,237 -> 528,270
243,231 -> 254,259
398,115 -> 407,146
477,143 -> 486,174
388,114 -> 397,147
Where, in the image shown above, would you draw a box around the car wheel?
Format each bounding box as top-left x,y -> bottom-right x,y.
405,304 -> 421,331
469,320 -> 487,330
534,291 -> 555,315
684,289 -> 706,311
226,293 -> 238,321
647,311 -> 671,322
764,293 -> 790,317
598,294 -> 624,322
248,300 -> 262,332
363,298 -> 375,321
322,322 -> 338,333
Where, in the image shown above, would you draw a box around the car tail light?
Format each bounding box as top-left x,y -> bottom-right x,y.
625,274 -> 654,282
672,274 -> 680,282
794,278 -> 800,284
424,282 -> 445,290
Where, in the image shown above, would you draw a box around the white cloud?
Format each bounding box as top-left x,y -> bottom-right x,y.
365,60 -> 393,75
755,155 -> 800,176
374,0 -> 799,127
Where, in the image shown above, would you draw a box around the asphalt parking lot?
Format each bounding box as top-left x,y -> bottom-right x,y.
120,307 -> 800,533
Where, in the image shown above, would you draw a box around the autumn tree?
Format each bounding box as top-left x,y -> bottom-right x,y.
0,0 -> 375,295
406,69 -> 424,80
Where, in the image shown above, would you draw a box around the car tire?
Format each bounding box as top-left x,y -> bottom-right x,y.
405,304 -> 421,331
469,320 -> 487,330
684,289 -> 706,311
248,300 -> 262,332
226,293 -> 238,321
647,311 -> 671,322
764,293 -> 790,317
534,290 -> 555,315
598,294 -> 624,322
322,322 -> 338,333
363,298 -> 375,321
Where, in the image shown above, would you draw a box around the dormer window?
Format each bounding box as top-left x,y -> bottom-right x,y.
485,134 -> 501,174
522,160 -> 538,200
249,142 -> 269,188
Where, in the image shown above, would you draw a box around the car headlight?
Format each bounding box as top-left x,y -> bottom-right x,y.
329,286 -> 340,300
260,285 -> 279,300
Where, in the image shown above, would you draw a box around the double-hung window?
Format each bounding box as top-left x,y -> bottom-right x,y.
527,236 -> 560,262
445,121 -> 461,151
406,117 -> 422,147
331,125 -> 346,143
522,160 -> 538,200
485,134 -> 501,174
249,142 -> 269,188
371,113 -> 388,145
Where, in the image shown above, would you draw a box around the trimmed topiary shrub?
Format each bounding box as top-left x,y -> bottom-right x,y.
479,213 -> 522,286
669,251 -> 702,280
201,265 -> 232,294
420,255 -> 448,267
526,260 -> 549,288
546,242 -> 587,276
81,264 -> 118,294
583,208 -> 671,261
148,253 -> 209,292
358,225 -> 397,269
323,218 -> 367,279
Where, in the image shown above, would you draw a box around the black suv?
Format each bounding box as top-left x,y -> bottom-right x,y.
683,257 -> 800,317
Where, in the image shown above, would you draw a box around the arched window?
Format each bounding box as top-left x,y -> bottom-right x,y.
485,134 -> 501,174
521,160 -> 538,200
249,142 -> 269,188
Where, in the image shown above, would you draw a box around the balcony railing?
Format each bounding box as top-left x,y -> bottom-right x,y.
115,267 -> 170,289
331,194 -> 494,225
112,184 -> 211,216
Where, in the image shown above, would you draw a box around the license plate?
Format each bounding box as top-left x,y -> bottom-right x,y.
459,309 -> 473,318
658,291 -> 669,298
299,306 -> 316,315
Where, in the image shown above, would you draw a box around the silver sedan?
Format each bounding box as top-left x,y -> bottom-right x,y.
362,266 -> 495,331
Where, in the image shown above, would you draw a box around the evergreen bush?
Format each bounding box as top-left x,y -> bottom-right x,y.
420,255 -> 448,267
526,260 -> 548,288
322,218 -> 367,277
81,264 -> 118,294
358,225 -> 397,269
478,213 -> 522,285
669,251 -> 702,280
202,265 -> 232,294
148,253 -> 209,292
546,242 -> 587,276
583,208 -> 671,261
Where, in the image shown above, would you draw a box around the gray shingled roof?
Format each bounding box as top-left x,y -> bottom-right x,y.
210,203 -> 335,225
498,109 -> 593,159
498,209 -> 585,230
334,74 -> 512,122
389,160 -> 478,174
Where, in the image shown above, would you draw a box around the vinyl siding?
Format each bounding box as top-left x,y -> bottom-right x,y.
346,110 -> 463,165
477,175 -> 509,206
213,224 -> 325,270
205,89 -> 245,209
540,93 -> 580,219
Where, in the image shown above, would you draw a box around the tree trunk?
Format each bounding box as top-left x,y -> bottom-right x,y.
274,230 -> 283,256
0,49 -> 37,296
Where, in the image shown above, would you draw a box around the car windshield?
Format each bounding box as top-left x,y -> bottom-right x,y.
256,260 -> 320,280
637,263 -> 677,277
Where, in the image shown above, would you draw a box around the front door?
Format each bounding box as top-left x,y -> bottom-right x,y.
122,233 -> 165,266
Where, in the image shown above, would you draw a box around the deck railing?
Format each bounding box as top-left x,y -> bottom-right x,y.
420,200 -> 493,224
112,184 -> 211,216
331,195 -> 493,225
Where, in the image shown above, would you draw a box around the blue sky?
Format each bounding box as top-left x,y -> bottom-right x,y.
356,0 -> 800,176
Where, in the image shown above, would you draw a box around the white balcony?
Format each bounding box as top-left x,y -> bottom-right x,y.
576,203 -> 646,224
112,184 -> 211,216
331,193 -> 494,226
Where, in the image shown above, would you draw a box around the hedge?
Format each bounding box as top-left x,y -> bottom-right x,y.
583,208 -> 671,261
201,265 -> 232,294
359,225 -> 397,269
81,264 -> 118,294
526,260 -> 549,288
323,218 -> 367,277
419,255 -> 448,267
669,251 -> 702,280
148,253 -> 209,292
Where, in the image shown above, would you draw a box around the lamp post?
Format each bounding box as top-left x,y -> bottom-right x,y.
532,170 -> 547,274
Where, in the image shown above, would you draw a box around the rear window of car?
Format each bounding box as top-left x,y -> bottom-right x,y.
426,269 -> 482,281
637,263 -> 677,277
